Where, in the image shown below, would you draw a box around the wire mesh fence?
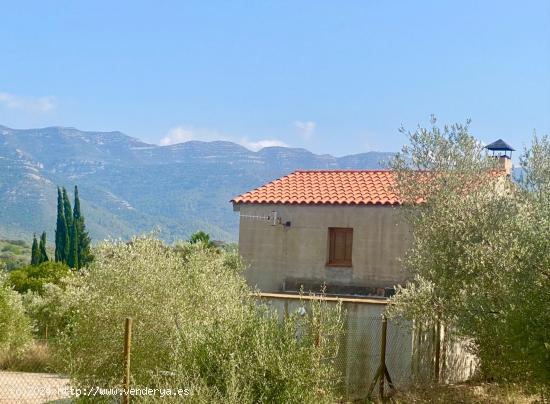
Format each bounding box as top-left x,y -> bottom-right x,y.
332,315 -> 415,400
0,309 -> 475,403
0,337 -> 70,403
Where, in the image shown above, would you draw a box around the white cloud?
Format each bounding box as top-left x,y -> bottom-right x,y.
240,138 -> 288,151
159,126 -> 200,145
159,126 -> 232,145
160,125 -> 288,151
0,92 -> 56,112
293,120 -> 316,140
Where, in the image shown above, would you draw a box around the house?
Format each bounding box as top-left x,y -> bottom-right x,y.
231,170 -> 410,297
231,140 -> 514,298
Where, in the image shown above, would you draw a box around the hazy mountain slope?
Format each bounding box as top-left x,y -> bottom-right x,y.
0,239 -> 31,270
0,125 -> 393,242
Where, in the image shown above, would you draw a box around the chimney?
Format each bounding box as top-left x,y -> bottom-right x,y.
484,139 -> 514,176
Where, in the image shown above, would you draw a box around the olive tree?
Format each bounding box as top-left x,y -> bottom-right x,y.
386,118 -> 549,387
0,272 -> 32,359
56,236 -> 342,403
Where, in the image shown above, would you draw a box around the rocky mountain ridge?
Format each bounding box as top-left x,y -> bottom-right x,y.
0,125 -> 393,242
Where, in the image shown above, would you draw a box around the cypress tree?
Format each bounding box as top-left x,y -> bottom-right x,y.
39,231 -> 49,264
68,221 -> 78,269
55,187 -> 69,263
74,185 -> 81,220
62,187 -> 73,263
31,234 -> 40,266
73,185 -> 93,268
62,187 -> 73,234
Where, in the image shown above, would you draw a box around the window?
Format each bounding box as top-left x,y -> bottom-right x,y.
328,228 -> 353,266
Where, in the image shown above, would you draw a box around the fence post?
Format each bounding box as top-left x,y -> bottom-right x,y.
434,320 -> 440,383
379,316 -> 388,400
123,317 -> 133,404
367,315 -> 394,400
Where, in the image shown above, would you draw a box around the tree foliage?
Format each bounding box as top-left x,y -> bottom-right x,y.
31,235 -> 40,266
22,281 -> 76,338
62,187 -> 73,232
189,230 -> 215,247
55,187 -> 69,263
56,236 -> 343,403
54,185 -> 93,269
386,119 -> 550,387
30,232 -> 49,266
73,186 -> 93,268
8,261 -> 71,295
67,221 -> 78,269
39,232 -> 49,264
0,273 -> 32,358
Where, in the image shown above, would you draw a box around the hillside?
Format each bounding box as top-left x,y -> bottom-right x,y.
0,239 -> 30,270
0,125 -> 394,242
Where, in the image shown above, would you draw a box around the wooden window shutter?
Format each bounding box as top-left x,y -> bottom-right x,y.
328,228 -> 353,266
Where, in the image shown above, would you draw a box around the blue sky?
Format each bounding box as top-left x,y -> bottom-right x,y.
1,1 -> 549,156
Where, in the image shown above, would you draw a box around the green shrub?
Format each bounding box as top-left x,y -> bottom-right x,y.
0,274 -> 32,361
8,261 -> 71,294
188,230 -> 215,248
22,281 -> 76,338
57,236 -> 343,403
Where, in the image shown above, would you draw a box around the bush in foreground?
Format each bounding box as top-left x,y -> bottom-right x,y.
57,236 -> 343,403
0,273 -> 32,363
22,281 -> 76,338
8,261 -> 71,294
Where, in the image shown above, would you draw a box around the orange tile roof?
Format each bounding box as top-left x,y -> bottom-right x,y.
231,170 -> 401,206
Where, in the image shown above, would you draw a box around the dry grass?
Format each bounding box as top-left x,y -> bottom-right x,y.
386,382 -> 544,404
0,340 -> 54,373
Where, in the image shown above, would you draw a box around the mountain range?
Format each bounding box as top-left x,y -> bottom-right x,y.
0,125 -> 393,242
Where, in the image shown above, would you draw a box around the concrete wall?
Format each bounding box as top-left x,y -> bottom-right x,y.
236,203 -> 412,293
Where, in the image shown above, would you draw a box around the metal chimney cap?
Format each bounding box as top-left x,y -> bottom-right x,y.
485,139 -> 515,151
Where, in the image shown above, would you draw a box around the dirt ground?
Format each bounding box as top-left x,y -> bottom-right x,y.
0,371 -> 70,404
387,382 -> 544,404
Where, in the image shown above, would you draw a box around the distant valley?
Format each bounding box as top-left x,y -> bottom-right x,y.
0,125 -> 394,242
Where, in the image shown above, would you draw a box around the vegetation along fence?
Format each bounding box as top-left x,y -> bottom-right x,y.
258,292 -> 478,401
0,295 -> 477,403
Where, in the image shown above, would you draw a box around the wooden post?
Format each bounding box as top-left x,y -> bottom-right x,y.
441,323 -> 447,381
379,316 -> 388,400
123,317 -> 133,404
434,320 -> 441,383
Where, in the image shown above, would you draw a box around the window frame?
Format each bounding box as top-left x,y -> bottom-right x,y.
327,227 -> 353,267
